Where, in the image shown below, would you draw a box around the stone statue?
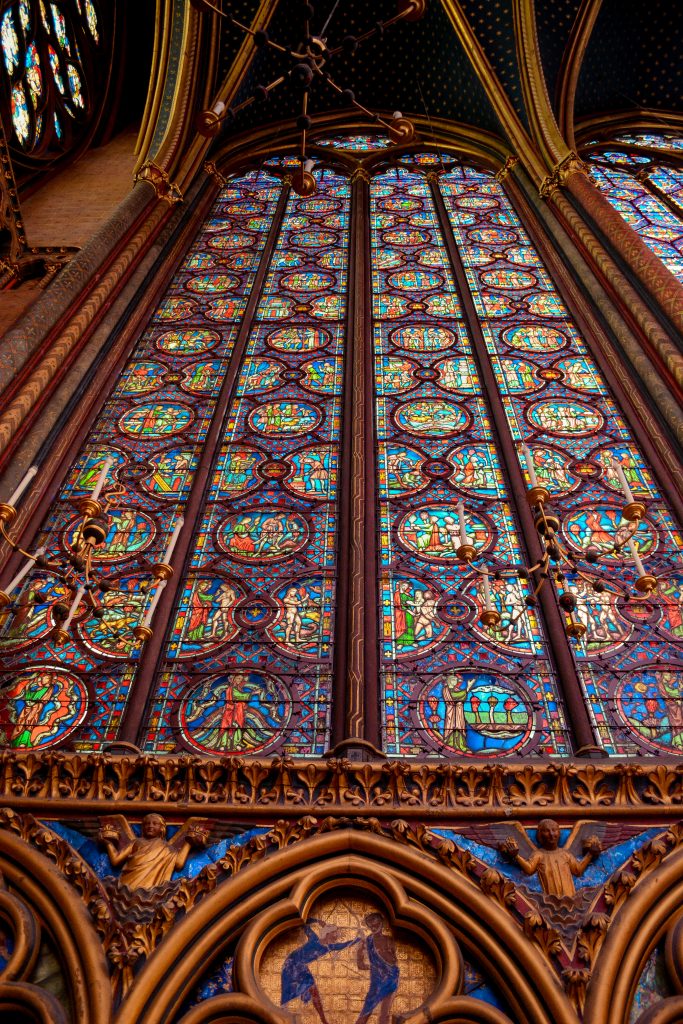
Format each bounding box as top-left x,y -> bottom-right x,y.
498,818 -> 602,898
98,813 -> 210,890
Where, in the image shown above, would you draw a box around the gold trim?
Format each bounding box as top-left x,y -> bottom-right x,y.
134,161 -> 183,203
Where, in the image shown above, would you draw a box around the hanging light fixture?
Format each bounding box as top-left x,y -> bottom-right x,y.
0,464 -> 184,646
191,0 -> 427,196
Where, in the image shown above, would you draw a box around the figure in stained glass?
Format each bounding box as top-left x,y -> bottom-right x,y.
156,328 -> 219,355
616,670 -> 683,752
286,446 -> 335,498
0,669 -> 86,749
391,324 -> 456,351
398,506 -> 492,560
0,574 -> 71,651
448,444 -> 502,496
395,399 -> 468,436
564,509 -> 655,561
180,671 -> 291,754
249,401 -> 321,437
119,402 -> 193,438
65,509 -> 155,562
269,578 -> 331,658
527,400 -> 603,436
218,510 -> 309,561
502,325 -> 566,352
418,673 -> 534,756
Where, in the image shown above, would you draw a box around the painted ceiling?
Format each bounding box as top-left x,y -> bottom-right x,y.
212,0 -> 681,150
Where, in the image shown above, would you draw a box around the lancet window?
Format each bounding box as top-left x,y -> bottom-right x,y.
583,133 -> 683,283
0,134 -> 681,760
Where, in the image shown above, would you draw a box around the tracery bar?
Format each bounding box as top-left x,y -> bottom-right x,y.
369,163 -> 571,758
587,150 -> 683,283
440,165 -> 683,756
0,170 -> 281,750
142,168 -> 351,756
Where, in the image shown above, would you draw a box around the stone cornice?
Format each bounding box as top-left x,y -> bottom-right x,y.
1,752 -> 682,821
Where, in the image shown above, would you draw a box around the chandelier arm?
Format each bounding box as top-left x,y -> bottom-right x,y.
321,72 -> 393,130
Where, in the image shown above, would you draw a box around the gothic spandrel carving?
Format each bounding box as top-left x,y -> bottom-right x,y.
98,813 -> 210,890
498,819 -> 603,900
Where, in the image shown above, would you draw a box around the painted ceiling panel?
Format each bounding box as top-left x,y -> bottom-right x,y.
576,0 -> 683,118
215,0 -> 502,145
534,0 -> 582,113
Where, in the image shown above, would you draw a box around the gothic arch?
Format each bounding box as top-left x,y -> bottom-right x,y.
585,845 -> 683,1024
0,826 -> 111,1024
117,830 -> 577,1024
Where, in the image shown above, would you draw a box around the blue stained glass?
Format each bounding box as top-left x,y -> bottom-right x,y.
440,165 -> 683,756
50,3 -> 70,51
371,167 -> 569,759
314,134 -> 392,152
589,158 -> 683,282
0,172 -> 282,751
67,62 -> 83,108
143,169 -> 350,757
48,44 -> 64,92
84,0 -> 98,42
25,42 -> 42,103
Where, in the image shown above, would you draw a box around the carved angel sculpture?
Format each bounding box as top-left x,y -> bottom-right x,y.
97,813 -> 210,890
497,819 -> 602,898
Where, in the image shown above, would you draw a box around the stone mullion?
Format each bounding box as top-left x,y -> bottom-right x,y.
428,172 -> 603,758
118,180 -> 291,746
331,168 -> 379,751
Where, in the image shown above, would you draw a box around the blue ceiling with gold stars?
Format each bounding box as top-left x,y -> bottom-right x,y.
575,0 -> 682,120
216,0 -> 504,144
213,0 -> 682,149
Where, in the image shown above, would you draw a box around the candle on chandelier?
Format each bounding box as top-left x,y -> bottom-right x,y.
142,579 -> 167,629
162,516 -> 184,564
3,547 -> 46,597
393,110 -> 403,120
628,537 -> 647,579
482,571 -> 493,612
303,158 -> 314,174
62,585 -> 86,632
90,458 -> 115,502
212,100 -> 226,116
7,465 -> 38,507
610,457 -> 635,505
520,444 -> 538,489
457,501 -> 469,546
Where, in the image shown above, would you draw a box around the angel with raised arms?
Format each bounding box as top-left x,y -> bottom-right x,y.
97,813 -> 210,890
497,818 -> 602,899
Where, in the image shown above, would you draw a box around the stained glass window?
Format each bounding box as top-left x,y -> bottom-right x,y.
0,0 -> 103,154
1,141 -> 681,760
440,165 -> 683,756
371,167 -> 569,757
584,135 -> 683,283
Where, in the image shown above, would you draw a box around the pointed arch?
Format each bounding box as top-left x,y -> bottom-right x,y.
0,827 -> 111,1024
117,829 -> 578,1024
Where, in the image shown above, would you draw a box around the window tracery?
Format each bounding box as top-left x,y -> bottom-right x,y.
0,136 -> 681,760
583,134 -> 683,284
0,0 -> 101,156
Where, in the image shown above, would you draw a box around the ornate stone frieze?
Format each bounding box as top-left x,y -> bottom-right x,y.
0,752 -> 682,818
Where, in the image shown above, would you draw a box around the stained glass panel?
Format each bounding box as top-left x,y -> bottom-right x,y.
1,0 -> 99,152
1,10 -> 19,74
11,81 -> 30,144
371,167 -> 569,758
441,165 -> 683,755
0,172 -> 282,751
588,148 -> 683,283
142,169 -> 350,757
612,133 -> 683,152
314,134 -> 391,151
